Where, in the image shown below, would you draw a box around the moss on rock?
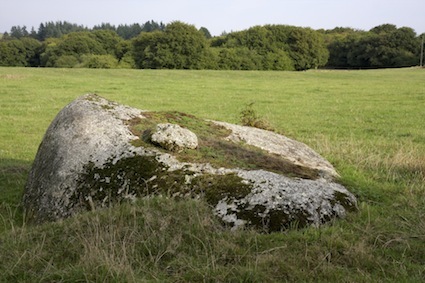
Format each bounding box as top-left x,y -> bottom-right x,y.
191,174 -> 253,205
71,155 -> 189,211
129,111 -> 320,180
71,155 -> 255,214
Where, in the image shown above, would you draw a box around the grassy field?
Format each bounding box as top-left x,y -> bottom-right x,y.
0,67 -> 424,282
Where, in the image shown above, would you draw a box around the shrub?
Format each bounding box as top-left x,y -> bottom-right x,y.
54,55 -> 79,68
80,54 -> 118,69
239,102 -> 273,131
117,53 -> 136,69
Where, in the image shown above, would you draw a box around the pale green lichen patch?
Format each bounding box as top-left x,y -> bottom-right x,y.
128,111 -> 320,180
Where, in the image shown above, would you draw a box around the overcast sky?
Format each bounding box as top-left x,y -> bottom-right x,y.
1,0 -> 424,36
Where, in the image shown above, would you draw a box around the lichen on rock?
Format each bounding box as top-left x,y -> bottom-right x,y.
23,94 -> 357,231
151,123 -> 198,152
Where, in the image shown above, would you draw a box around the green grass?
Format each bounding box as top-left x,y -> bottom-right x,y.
1,67 -> 424,282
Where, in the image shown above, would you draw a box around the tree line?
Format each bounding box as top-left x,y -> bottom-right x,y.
2,21 -> 166,41
1,21 -> 424,70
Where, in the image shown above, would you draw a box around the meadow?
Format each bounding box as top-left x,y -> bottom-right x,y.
0,67 -> 424,282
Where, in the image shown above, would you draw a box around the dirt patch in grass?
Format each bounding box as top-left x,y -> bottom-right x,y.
0,74 -> 26,80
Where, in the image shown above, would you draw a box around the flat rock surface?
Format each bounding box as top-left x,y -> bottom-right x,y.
211,121 -> 339,180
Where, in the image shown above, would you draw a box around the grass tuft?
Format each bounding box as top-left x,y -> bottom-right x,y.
239,102 -> 274,131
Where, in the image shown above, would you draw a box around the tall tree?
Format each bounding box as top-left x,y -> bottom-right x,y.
37,21 -> 86,41
93,23 -> 116,31
211,25 -> 327,70
41,31 -> 106,67
142,20 -> 165,33
92,30 -> 123,55
20,37 -> 42,66
199,27 -> 212,39
285,27 -> 329,70
133,21 -> 212,69
327,24 -> 419,68
117,24 -> 142,39
0,40 -> 26,66
370,24 -> 397,34
9,26 -> 29,39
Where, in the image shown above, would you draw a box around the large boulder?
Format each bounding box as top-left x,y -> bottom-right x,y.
23,94 -> 357,231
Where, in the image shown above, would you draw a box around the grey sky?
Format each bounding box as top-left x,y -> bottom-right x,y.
1,0 -> 424,36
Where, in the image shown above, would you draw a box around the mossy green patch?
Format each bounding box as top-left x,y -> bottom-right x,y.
129,111 -> 320,179
72,155 -> 255,211
331,191 -> 358,212
191,173 -> 252,205
235,204 -> 311,232
72,155 -> 189,210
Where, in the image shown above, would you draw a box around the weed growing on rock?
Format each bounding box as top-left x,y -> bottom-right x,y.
239,102 -> 273,131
